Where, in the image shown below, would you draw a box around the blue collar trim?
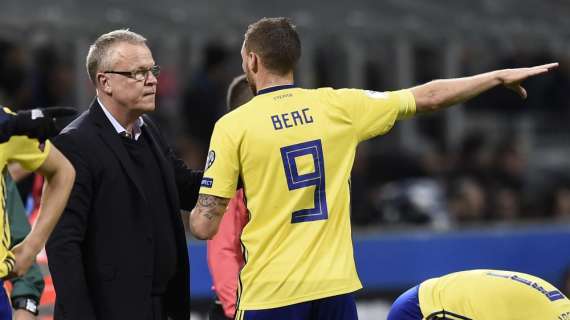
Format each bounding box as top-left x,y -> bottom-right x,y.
257,84 -> 296,95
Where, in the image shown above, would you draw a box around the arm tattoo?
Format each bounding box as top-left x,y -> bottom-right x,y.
198,194 -> 218,208
201,211 -> 215,220
196,194 -> 229,220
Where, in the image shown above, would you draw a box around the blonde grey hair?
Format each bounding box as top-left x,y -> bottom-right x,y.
86,29 -> 147,84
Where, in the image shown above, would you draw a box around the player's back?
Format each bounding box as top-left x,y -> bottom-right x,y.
203,85 -> 414,310
419,269 -> 570,320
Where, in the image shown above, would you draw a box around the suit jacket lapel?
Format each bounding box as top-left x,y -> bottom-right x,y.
88,100 -> 147,202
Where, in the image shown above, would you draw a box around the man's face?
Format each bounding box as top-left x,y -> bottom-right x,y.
241,41 -> 257,95
103,42 -> 157,114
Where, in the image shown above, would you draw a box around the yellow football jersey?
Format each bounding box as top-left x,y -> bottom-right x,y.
0,128 -> 52,278
200,85 -> 415,310
419,269 -> 570,320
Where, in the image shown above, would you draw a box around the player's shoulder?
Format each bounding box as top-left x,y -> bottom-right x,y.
292,87 -> 346,105
0,135 -> 35,149
311,87 -> 369,100
310,87 -> 337,96
213,100 -> 255,133
0,135 -> 49,167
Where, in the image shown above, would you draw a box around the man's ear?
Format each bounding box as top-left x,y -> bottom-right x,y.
249,52 -> 259,74
98,73 -> 112,95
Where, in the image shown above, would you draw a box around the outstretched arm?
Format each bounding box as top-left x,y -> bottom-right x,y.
410,63 -> 559,113
190,194 -> 230,240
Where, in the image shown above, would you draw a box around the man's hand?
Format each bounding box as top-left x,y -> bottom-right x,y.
8,242 -> 40,278
14,309 -> 37,320
498,63 -> 559,99
0,106 -> 77,143
411,62 -> 559,113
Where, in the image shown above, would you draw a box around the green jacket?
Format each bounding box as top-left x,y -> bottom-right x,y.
4,172 -> 44,302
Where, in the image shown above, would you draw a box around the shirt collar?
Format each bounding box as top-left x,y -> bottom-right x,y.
97,97 -> 144,140
256,84 -> 296,96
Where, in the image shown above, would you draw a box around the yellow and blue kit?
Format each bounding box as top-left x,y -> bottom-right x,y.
200,84 -> 415,311
0,109 -> 52,278
388,269 -> 570,320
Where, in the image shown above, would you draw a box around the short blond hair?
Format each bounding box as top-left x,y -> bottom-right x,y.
85,29 -> 147,84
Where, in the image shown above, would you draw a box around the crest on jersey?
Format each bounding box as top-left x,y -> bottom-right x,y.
205,150 -> 216,170
364,90 -> 388,100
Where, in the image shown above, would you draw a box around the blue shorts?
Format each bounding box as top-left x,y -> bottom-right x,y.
236,293 -> 358,320
387,285 -> 423,320
0,282 -> 11,320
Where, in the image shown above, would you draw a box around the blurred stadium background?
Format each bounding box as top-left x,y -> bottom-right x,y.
1,0 -> 569,318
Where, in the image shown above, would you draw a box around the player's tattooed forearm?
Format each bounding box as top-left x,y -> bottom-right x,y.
200,211 -> 215,220
196,194 -> 229,218
198,194 -> 218,208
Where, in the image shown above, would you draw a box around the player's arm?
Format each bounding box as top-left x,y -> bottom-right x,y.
207,191 -> 247,317
11,145 -> 75,277
0,107 -> 77,143
5,174 -> 44,317
190,194 -> 230,240
410,63 -> 558,113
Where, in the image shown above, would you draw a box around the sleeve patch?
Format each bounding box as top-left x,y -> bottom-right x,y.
201,177 -> 213,188
205,150 -> 216,171
364,90 -> 389,100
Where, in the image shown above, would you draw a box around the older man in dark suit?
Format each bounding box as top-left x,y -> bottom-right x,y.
46,29 -> 201,320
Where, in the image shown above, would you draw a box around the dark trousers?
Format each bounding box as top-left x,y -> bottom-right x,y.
0,283 -> 10,320
237,293 -> 358,320
208,300 -> 233,320
386,285 -> 422,320
147,295 -> 167,320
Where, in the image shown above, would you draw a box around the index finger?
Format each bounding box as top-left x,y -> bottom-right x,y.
532,62 -> 559,70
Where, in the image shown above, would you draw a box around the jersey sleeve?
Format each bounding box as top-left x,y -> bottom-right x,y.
199,120 -> 240,198
335,89 -> 416,142
6,137 -> 52,171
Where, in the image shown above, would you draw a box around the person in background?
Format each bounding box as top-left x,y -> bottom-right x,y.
207,74 -> 253,320
0,106 -> 75,320
2,106 -> 76,319
387,269 -> 570,320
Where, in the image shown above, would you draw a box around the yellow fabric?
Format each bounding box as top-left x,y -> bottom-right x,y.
419,269 -> 570,320
0,127 -> 51,278
2,107 -> 16,116
200,87 -> 415,310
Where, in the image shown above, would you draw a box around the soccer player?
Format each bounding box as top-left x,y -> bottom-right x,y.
190,17 -> 558,319
207,75 -> 253,320
0,106 -> 75,319
388,269 -> 570,320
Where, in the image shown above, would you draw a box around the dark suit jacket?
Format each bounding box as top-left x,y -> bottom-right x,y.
46,100 -> 202,320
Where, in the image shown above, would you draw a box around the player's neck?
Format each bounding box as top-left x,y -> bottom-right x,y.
255,71 -> 294,94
